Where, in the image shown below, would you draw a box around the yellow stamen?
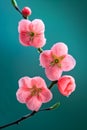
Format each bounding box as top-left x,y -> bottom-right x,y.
30,86 -> 42,96
50,54 -> 65,68
29,32 -> 34,37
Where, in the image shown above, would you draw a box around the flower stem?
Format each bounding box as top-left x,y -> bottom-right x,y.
37,48 -> 43,53
48,80 -> 58,89
11,0 -> 27,19
11,0 -> 22,14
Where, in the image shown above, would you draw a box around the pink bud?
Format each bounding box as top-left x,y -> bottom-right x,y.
57,75 -> 76,96
22,7 -> 32,17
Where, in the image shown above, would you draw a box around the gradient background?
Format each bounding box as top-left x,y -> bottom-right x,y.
0,0 -> 87,130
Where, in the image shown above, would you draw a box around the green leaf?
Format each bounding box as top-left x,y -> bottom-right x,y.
50,102 -> 60,110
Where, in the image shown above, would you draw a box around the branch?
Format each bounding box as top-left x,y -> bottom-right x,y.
0,81 -> 58,129
11,0 -> 27,19
37,48 -> 43,53
48,80 -> 58,89
0,102 -> 60,129
0,111 -> 36,129
0,1 -> 59,129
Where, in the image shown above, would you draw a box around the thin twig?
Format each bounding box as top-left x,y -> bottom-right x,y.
0,111 -> 36,129
0,81 -> 58,129
37,48 -> 43,53
0,101 -> 60,129
48,80 -> 58,89
11,0 -> 27,19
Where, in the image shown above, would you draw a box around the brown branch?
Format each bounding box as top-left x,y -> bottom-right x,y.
0,102 -> 60,129
0,81 -> 58,129
48,80 -> 58,89
0,111 -> 36,129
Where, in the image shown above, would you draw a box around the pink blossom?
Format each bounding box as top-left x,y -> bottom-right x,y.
57,75 -> 76,96
40,42 -> 76,81
16,76 -> 52,111
18,19 -> 46,48
22,7 -> 32,17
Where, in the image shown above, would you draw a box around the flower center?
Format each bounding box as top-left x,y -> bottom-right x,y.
30,86 -> 42,96
55,59 -> 59,63
50,54 -> 65,68
29,32 -> 34,37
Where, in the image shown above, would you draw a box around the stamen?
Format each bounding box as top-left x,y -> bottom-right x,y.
55,59 -> 59,63
30,86 -> 42,96
29,32 -> 34,37
50,61 -> 55,66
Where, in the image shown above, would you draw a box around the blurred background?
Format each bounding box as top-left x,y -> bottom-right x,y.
0,0 -> 87,130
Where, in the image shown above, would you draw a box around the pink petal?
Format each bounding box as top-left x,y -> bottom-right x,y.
51,42 -> 68,57
29,19 -> 45,33
40,50 -> 52,68
32,34 -> 46,48
26,96 -> 42,111
61,54 -> 76,71
18,19 -> 31,33
31,76 -> 47,89
39,88 -> 52,103
18,76 -> 32,89
19,32 -> 31,46
45,66 -> 62,81
16,88 -> 30,103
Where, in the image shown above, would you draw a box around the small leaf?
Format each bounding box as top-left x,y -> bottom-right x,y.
11,0 -> 18,8
50,102 -> 60,110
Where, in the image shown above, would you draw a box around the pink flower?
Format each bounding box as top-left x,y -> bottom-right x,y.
22,7 -> 32,17
40,42 -> 76,81
16,76 -> 52,111
18,19 -> 46,48
57,75 -> 76,96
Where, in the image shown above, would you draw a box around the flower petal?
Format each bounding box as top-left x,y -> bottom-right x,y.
40,50 -> 52,68
61,54 -> 76,71
45,66 -> 62,81
30,19 -> 45,33
16,88 -> 30,103
19,32 -> 31,46
18,76 -> 32,89
32,34 -> 46,48
18,19 -> 31,33
26,96 -> 42,111
51,42 -> 68,57
31,76 -> 47,89
39,88 -> 52,103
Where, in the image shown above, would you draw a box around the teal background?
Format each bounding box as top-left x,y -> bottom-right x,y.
0,0 -> 87,130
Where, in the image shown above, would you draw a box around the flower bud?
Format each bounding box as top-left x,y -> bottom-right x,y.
57,75 -> 76,96
22,7 -> 32,18
50,102 -> 60,110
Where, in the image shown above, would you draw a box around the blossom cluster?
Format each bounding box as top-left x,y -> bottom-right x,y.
16,6 -> 76,111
